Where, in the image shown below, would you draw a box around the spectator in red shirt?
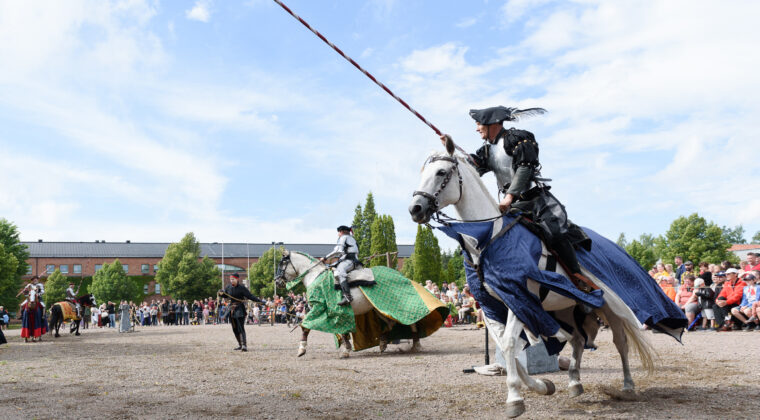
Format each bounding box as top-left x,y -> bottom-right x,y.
714,268 -> 747,331
743,252 -> 760,272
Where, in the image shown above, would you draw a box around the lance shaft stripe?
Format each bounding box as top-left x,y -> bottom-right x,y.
273,0 -> 474,161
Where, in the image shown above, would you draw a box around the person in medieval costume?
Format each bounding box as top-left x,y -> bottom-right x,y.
441,106 -> 595,291
321,225 -> 361,306
65,281 -> 82,319
20,276 -> 48,341
218,273 -> 263,351
119,300 -> 131,333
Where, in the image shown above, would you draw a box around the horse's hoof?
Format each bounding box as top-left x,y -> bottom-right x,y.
54,334 -> 60,338
569,383 -> 584,398
540,378 -> 555,395
297,348 -> 306,357
75,332 -> 80,336
379,340 -> 387,353
506,400 -> 525,418
409,342 -> 422,353
339,351 -> 350,359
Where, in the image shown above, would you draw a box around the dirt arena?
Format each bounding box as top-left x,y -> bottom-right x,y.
1,323 -> 758,419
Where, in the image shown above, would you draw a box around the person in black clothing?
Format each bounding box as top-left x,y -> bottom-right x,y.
160,299 -> 169,326
218,273 -> 263,352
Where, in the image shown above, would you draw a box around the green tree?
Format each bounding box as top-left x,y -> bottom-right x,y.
248,246 -> 281,297
0,243 -> 20,310
351,204 -> 365,257
358,192 -> 378,259
156,233 -> 221,301
722,225 -> 746,244
625,235 -> 658,271
401,255 -> 415,280
753,230 -> 760,244
616,233 -> 628,248
369,215 -> 398,268
441,247 -> 466,288
43,269 -> 69,307
90,259 -> 140,304
412,225 -> 442,285
657,213 -> 737,265
0,219 -> 29,309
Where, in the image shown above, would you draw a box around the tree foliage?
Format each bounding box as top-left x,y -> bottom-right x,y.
401,256 -> 415,280
722,225 -> 746,245
0,243 -> 20,310
156,233 -> 221,301
412,225 -> 442,285
248,246 -> 281,297
625,234 -> 658,271
43,269 -> 69,307
357,193 -> 377,259
753,230 -> 760,244
351,204 -> 365,258
657,213 -> 737,265
616,233 -> 628,248
369,214 -> 398,268
90,259 -> 140,304
441,247 -> 466,288
0,219 -> 28,309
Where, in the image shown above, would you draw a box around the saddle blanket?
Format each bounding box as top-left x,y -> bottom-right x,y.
58,301 -> 81,321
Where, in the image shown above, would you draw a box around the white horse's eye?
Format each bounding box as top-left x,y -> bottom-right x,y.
436,169 -> 446,177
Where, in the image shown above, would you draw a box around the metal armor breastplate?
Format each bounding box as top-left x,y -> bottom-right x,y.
343,236 -> 359,255
487,139 -> 514,190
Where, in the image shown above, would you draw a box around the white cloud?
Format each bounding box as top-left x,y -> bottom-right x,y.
400,43 -> 469,74
186,0 -> 212,22
455,17 -> 478,28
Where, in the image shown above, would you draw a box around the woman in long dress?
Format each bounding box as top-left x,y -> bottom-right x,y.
119,300 -> 131,332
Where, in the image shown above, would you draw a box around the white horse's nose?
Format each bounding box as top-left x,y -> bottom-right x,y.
408,197 -> 430,223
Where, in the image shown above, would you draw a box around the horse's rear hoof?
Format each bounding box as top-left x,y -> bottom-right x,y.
540,378 -> 556,395
506,400 -> 525,418
339,350 -> 350,359
569,383 -> 584,397
54,333 -> 60,338
297,348 -> 306,357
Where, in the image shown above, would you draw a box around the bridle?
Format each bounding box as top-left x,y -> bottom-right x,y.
413,155 -> 463,214
275,253 -> 325,288
413,156 -> 502,224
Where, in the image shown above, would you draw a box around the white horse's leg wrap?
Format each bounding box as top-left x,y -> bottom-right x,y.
484,312 -> 525,407
297,340 -> 307,357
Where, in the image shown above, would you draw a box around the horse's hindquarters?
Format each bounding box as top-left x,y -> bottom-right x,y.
350,290 -> 372,315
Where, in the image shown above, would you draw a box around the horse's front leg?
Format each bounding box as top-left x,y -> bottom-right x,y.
483,312 -> 526,418
567,330 -> 585,397
298,327 -> 310,357
409,323 -> 422,352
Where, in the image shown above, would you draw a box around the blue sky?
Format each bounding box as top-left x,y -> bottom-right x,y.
1,0 -> 759,248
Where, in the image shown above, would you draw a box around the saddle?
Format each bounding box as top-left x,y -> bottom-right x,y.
333,267 -> 377,290
59,301 -> 81,321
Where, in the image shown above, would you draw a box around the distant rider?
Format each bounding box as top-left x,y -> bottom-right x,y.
65,281 -> 81,319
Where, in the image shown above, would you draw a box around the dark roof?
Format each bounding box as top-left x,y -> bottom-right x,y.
22,242 -> 414,259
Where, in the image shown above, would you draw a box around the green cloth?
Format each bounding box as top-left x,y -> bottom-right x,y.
302,266 -> 433,335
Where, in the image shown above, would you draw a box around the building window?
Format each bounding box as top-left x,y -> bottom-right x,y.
154,264 -> 159,272
46,264 -> 55,274
122,264 -> 129,273
26,265 -> 32,275
60,265 -> 69,274
144,284 -> 149,294
155,283 -> 161,294
95,264 -> 103,272
141,264 -> 150,274
73,264 -> 82,274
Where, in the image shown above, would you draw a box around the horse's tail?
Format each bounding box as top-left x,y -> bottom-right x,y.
583,268 -> 657,375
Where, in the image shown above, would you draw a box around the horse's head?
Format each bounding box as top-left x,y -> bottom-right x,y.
409,138 -> 462,224
274,249 -> 296,289
81,294 -> 97,307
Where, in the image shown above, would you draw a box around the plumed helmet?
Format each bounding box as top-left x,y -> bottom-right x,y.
469,106 -> 547,125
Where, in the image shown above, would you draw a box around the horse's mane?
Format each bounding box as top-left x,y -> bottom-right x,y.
293,251 -> 316,262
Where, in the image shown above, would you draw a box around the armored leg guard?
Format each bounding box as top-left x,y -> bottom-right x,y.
337,280 -> 353,306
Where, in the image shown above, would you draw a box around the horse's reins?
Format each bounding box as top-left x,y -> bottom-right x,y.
413,156 -> 502,225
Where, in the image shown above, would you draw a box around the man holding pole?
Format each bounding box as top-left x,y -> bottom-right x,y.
218,273 -> 263,352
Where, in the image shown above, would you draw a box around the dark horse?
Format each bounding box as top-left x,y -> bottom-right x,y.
49,294 -> 97,337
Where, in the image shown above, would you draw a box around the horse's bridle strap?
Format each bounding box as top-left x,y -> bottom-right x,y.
412,155 -> 463,213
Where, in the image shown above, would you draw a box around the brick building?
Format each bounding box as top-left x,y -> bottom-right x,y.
22,241 -> 413,302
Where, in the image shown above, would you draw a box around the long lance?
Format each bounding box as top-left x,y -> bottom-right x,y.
272,0 -> 472,159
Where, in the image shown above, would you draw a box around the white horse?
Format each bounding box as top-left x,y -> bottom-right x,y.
275,250 -> 423,358
408,140 -> 658,418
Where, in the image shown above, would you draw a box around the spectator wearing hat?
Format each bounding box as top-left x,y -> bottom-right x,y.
731,271 -> 760,330
714,268 -> 747,331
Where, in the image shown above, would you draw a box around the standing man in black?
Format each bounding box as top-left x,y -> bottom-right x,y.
219,273 -> 263,352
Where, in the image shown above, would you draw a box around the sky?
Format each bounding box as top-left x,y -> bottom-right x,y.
1,0 -> 759,248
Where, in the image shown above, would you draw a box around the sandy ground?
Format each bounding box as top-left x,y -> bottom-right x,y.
1,322 -> 759,419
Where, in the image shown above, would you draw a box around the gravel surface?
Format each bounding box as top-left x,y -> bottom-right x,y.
1,323 -> 758,419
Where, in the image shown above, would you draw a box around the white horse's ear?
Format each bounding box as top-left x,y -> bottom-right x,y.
282,249 -> 290,257
444,135 -> 455,156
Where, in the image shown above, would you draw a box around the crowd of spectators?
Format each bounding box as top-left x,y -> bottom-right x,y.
424,280 -> 481,326
654,253 -> 760,332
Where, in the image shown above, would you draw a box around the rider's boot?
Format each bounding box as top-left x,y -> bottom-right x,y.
337,281 -> 353,306
240,328 -> 248,352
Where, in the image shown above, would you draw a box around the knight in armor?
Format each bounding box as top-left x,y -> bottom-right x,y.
19,275 -> 45,315
65,281 -> 81,319
442,106 -> 595,291
321,225 -> 360,306
218,273 -> 263,352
